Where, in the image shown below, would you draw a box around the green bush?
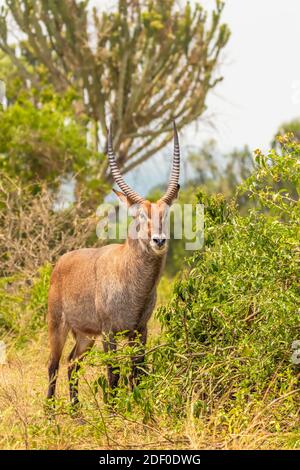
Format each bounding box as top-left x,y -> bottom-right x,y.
0,95 -> 107,203
0,263 -> 51,344
0,99 -> 89,183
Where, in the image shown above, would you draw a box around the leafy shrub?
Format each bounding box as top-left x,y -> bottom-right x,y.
0,263 -> 52,343
0,99 -> 89,182
27,262 -> 52,332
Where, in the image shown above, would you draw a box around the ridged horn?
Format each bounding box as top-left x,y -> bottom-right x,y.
160,121 -> 180,205
107,124 -> 144,204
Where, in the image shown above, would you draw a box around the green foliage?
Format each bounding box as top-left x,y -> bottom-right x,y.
273,118 -> 300,146
0,97 -> 102,189
243,138 -> 299,217
0,262 -> 51,343
0,275 -> 24,332
27,263 -> 52,332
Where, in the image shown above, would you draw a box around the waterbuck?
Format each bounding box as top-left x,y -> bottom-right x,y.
47,123 -> 180,404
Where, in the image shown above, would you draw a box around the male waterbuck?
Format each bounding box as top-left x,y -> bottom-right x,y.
47,123 -> 180,404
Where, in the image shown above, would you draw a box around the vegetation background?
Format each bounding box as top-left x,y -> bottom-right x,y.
0,0 -> 299,449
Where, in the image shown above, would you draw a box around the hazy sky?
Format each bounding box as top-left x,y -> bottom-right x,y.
127,0 -> 300,194
204,0 -> 300,151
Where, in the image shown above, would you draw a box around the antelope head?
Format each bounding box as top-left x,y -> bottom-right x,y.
107,123 -> 180,255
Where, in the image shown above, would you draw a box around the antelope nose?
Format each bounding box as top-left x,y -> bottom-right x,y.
153,237 -> 166,248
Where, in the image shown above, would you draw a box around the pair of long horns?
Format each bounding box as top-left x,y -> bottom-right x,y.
107,122 -> 180,205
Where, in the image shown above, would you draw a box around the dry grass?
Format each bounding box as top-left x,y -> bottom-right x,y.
1,324 -> 299,450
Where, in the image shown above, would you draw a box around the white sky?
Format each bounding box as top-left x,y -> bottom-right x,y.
203,0 -> 300,152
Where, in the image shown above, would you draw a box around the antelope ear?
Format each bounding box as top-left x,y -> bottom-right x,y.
112,189 -> 140,214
